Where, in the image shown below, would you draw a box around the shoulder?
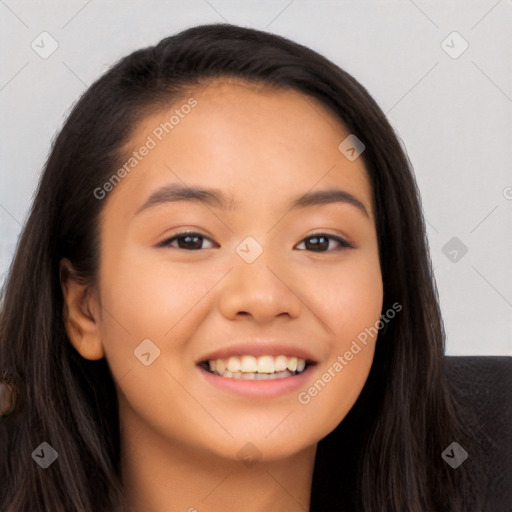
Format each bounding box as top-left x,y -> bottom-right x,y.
445,355 -> 512,511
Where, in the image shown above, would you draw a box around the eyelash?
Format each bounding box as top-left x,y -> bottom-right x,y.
157,231 -> 354,252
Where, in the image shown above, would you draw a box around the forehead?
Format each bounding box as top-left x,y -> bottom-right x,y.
105,78 -> 374,221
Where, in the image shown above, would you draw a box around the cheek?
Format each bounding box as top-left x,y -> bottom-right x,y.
302,251 -> 383,340
291,253 -> 382,432
96,246 -> 220,391
95,249 -> 186,375
99,247 -> 204,335
95,252 -> 215,441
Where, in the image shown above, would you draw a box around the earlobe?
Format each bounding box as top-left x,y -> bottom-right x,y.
59,258 -> 104,360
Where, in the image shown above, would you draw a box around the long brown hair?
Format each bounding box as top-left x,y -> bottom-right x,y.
0,23 -> 485,511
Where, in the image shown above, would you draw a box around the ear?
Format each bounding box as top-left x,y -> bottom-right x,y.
59,258 -> 104,360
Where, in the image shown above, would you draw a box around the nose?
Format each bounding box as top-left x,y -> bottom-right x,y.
218,250 -> 302,324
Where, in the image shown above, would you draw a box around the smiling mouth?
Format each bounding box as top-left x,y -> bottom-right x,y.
198,354 -> 315,380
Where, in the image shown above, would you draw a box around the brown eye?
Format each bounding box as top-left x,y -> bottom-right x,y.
296,233 -> 353,252
157,231 -> 353,252
157,231 -> 216,250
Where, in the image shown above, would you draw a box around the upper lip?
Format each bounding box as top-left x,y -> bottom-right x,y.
197,341 -> 318,364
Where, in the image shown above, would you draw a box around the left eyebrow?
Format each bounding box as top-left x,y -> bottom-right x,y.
134,183 -> 369,219
289,188 -> 369,218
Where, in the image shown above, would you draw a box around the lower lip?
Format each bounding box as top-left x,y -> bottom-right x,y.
197,364 -> 317,398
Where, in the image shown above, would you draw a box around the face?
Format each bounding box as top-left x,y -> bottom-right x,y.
64,79 -> 383,464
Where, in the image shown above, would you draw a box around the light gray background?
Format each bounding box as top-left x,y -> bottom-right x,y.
1,1 -> 511,355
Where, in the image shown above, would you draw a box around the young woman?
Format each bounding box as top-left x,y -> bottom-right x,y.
0,23 -> 486,511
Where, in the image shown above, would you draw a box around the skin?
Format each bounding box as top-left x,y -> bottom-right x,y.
60,78 -> 383,512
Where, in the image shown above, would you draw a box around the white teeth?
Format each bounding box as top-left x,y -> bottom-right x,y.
216,359 -> 226,373
227,356 -> 241,372
216,370 -> 295,380
287,357 -> 298,372
257,355 -> 274,374
274,355 -> 288,372
240,355 -> 257,372
205,355 -> 308,377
